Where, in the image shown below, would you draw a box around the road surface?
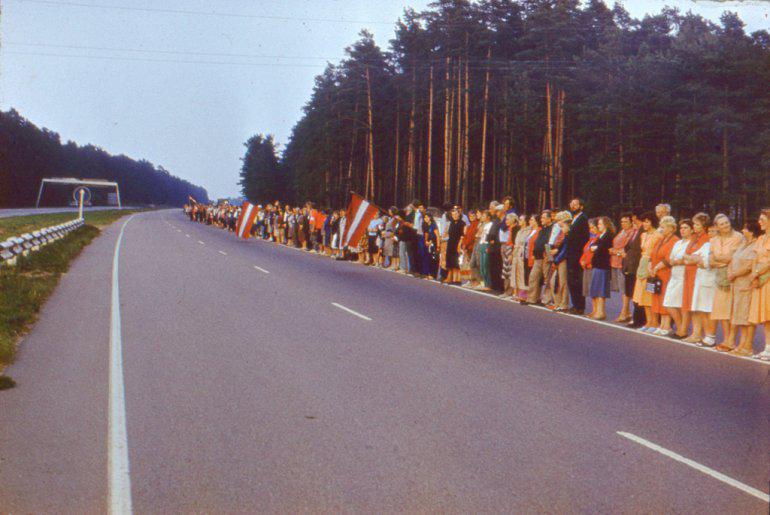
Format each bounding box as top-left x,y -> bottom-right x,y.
1,209 -> 768,512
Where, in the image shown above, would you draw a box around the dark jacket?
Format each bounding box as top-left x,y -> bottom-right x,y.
533,223 -> 553,260
566,211 -> 590,262
622,227 -> 642,275
591,231 -> 614,270
486,219 -> 504,249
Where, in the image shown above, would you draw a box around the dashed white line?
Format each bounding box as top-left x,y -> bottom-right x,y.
253,265 -> 270,274
617,431 -> 769,503
218,250 -> 227,255
331,302 -> 372,321
109,214 -> 135,514
185,234 -> 190,238
198,240 -> 205,245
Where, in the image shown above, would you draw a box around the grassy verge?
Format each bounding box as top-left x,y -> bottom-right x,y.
0,209 -> 141,379
0,209 -> 142,241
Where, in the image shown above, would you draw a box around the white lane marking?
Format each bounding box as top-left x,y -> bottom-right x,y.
109,214 -> 136,515
331,302 -> 372,321
198,240 -> 205,245
218,250 -> 227,256
253,265 -> 270,274
248,233 -> 769,365
185,234 -> 190,238
617,431 -> 769,503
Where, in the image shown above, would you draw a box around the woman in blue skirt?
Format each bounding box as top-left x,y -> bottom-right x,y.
589,216 -> 616,320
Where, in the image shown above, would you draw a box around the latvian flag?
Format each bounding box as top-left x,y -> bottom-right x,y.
235,201 -> 256,239
343,192 -> 379,248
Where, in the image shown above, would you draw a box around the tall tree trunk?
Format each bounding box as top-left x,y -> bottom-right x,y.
443,57 -> 451,204
522,86 -> 529,212
365,66 -> 376,199
462,56 -> 470,207
347,97 -> 360,194
479,47 -> 491,203
427,65 -> 434,206
455,57 -> 463,204
546,82 -> 554,208
554,89 -> 565,207
445,59 -> 455,203
618,118 -> 624,205
393,97 -> 400,206
406,66 -> 417,201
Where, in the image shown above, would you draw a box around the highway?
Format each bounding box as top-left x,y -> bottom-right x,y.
1,209 -> 768,512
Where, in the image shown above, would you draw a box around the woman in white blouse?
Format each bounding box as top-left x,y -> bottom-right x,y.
686,213 -> 718,346
664,219 -> 694,338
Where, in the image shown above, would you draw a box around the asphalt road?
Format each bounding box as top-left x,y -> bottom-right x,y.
1,209 -> 768,512
0,206 -> 133,219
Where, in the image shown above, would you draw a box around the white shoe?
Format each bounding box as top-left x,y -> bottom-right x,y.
702,335 -> 717,347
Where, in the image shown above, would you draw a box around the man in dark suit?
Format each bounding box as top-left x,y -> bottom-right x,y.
485,204 -> 506,292
566,198 -> 590,314
623,211 -> 646,327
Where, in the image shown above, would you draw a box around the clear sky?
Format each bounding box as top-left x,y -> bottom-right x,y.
2,0 -> 768,199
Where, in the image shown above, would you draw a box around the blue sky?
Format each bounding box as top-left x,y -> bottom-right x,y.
2,0 -> 768,199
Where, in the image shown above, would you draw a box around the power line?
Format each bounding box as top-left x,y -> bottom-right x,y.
14,0 -> 396,25
5,50 -> 581,73
3,50 -> 328,68
5,41 -> 337,61
5,41 -> 579,67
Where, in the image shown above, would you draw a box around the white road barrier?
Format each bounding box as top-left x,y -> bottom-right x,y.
0,218 -> 85,267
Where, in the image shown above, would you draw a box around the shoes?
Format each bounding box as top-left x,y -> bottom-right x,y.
753,351 -> 770,361
714,344 -> 734,353
567,308 -> 584,315
701,335 -> 717,347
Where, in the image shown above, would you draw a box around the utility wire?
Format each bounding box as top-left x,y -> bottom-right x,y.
14,0 -> 396,25
5,42 -> 579,67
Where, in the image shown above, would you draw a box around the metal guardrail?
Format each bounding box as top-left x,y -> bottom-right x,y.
0,218 -> 85,267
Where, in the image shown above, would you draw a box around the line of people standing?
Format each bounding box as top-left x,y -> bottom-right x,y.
185,200 -> 770,361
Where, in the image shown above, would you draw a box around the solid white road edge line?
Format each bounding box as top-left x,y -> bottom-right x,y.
617,431 -> 769,503
331,302 -> 372,321
253,265 -> 270,274
109,214 -> 136,515
218,250 -> 227,255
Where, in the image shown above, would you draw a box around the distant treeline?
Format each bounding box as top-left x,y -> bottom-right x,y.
242,0 -> 770,219
0,109 -> 209,207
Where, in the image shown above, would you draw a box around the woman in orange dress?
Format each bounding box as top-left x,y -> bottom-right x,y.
748,208 -> 770,361
649,216 -> 679,336
682,213 -> 712,343
632,213 -> 662,332
709,214 -> 744,351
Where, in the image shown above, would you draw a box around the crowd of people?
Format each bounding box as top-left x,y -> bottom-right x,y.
184,199 -> 770,361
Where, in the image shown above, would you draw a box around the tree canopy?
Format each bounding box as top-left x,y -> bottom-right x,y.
244,0 -> 770,219
1,109 -> 209,207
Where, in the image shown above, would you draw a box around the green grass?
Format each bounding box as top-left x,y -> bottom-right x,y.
0,209 -> 141,241
0,209 -> 142,370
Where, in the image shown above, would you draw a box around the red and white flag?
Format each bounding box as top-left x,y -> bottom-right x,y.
342,193 -> 379,248
235,202 -> 256,239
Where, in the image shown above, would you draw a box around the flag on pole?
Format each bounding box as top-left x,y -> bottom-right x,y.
235,202 -> 256,239
342,192 -> 379,248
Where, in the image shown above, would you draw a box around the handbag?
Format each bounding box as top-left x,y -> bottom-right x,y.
636,256 -> 650,280
645,276 -> 662,294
